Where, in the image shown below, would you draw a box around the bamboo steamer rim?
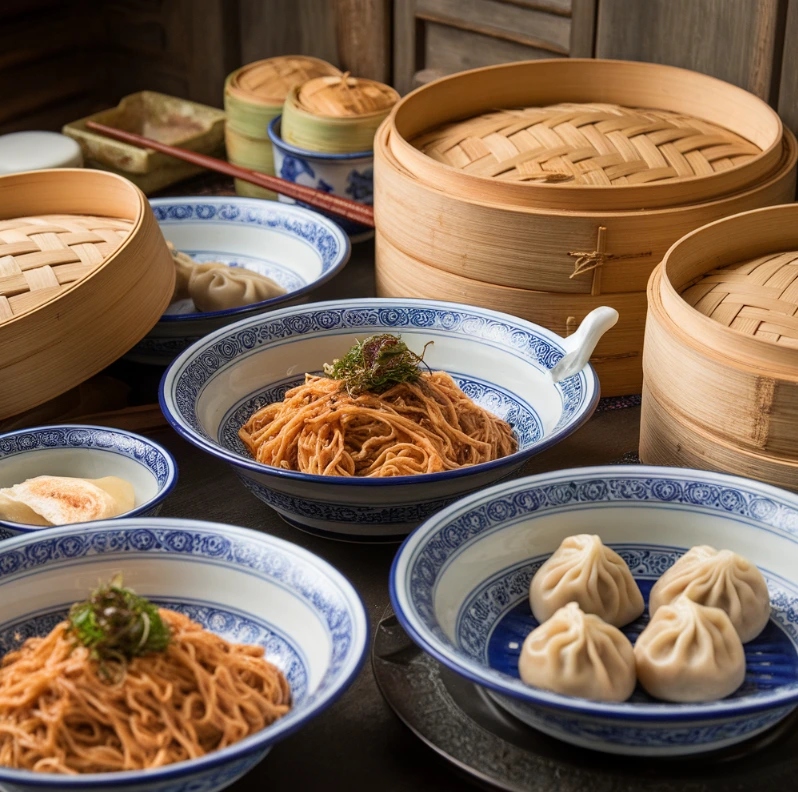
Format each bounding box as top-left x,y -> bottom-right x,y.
387,59 -> 784,212
376,120 -> 798,221
295,73 -> 399,118
226,56 -> 341,108
654,239 -> 798,377
0,168 -> 145,327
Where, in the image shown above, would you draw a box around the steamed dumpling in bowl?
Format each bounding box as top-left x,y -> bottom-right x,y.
188,262 -> 285,313
166,242 -> 286,313
519,602 -> 636,702
530,534 -> 644,627
634,595 -> 746,702
649,545 -> 770,643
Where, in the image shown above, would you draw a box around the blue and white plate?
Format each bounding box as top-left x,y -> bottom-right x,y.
269,117 -> 374,243
391,465 -> 798,756
127,198 -> 350,365
159,298 -> 600,541
0,517 -> 368,792
0,425 -> 177,537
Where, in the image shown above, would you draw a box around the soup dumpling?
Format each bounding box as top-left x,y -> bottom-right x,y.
634,595 -> 745,702
649,545 -> 770,643
518,602 -> 636,702
530,534 -> 644,627
188,262 -> 285,313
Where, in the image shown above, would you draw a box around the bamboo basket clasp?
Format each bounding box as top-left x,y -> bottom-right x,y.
569,227 -> 652,293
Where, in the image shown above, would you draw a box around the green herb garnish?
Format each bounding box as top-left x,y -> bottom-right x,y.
67,574 -> 171,681
323,333 -> 432,396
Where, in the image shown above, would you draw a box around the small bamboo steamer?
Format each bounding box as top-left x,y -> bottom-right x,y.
224,56 -> 340,198
375,232 -> 647,396
641,204 -> 798,479
0,168 -> 174,420
282,73 -> 399,154
388,59 -> 783,212
374,122 -> 798,295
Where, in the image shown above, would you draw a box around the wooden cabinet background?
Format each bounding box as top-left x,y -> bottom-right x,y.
4,0 -> 798,139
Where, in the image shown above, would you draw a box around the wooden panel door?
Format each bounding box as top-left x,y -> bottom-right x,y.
393,0 -> 597,94
595,0 -> 784,101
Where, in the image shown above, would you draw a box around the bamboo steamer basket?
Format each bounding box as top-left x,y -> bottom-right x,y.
375,232 -> 647,396
641,383 -> 798,492
0,169 -> 174,420
388,59 -> 784,213
282,74 -> 399,154
224,56 -> 341,199
375,106 -> 797,296
640,204 -> 798,487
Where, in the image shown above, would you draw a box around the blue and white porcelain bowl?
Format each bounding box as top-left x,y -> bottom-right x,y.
0,517 -> 368,792
268,117 -> 374,243
391,465 -> 798,756
127,197 -> 350,365
159,298 -> 599,542
0,425 -> 177,537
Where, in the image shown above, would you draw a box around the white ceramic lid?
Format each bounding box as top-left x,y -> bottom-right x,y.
0,131 -> 83,174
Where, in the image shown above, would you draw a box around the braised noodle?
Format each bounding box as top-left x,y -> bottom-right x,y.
239,371 -> 518,477
0,609 -> 291,774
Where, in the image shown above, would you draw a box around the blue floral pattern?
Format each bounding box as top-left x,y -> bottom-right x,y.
152,201 -> 344,270
345,167 -> 373,203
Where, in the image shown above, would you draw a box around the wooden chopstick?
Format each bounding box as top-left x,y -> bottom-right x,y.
85,121 -> 376,229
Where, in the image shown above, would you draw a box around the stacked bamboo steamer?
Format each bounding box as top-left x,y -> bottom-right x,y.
282,73 -> 399,154
224,56 -> 341,198
374,59 -> 797,396
0,168 -> 173,419
641,204 -> 798,491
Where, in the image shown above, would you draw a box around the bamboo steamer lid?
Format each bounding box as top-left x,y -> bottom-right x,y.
282,73 -> 399,154
225,56 -> 341,130
415,103 -> 760,186
388,59 -> 783,212
641,204 -> 798,479
375,232 -> 646,397
0,169 -> 174,419
374,120 -> 798,295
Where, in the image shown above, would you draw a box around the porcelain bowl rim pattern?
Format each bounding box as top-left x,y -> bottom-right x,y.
390,464 -> 798,722
268,115 -> 373,160
150,196 -> 351,323
158,297 -> 600,488
0,424 -> 178,533
0,516 -> 370,787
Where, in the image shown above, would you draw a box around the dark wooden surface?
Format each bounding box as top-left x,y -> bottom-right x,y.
143,240 -> 642,791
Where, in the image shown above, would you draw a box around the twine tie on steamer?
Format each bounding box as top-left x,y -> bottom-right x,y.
568,226 -> 652,278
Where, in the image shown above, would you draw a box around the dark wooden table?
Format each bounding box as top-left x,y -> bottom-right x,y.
138,237 -> 642,791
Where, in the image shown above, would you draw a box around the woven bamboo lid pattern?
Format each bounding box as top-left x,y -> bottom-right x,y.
295,74 -> 399,118
681,251 -> 798,347
413,103 -> 762,186
227,56 -> 341,107
0,214 -> 132,323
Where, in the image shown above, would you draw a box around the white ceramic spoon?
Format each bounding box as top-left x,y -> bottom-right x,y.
548,306 -> 620,384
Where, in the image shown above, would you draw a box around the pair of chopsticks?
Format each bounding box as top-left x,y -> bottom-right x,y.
85,121 -> 376,229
